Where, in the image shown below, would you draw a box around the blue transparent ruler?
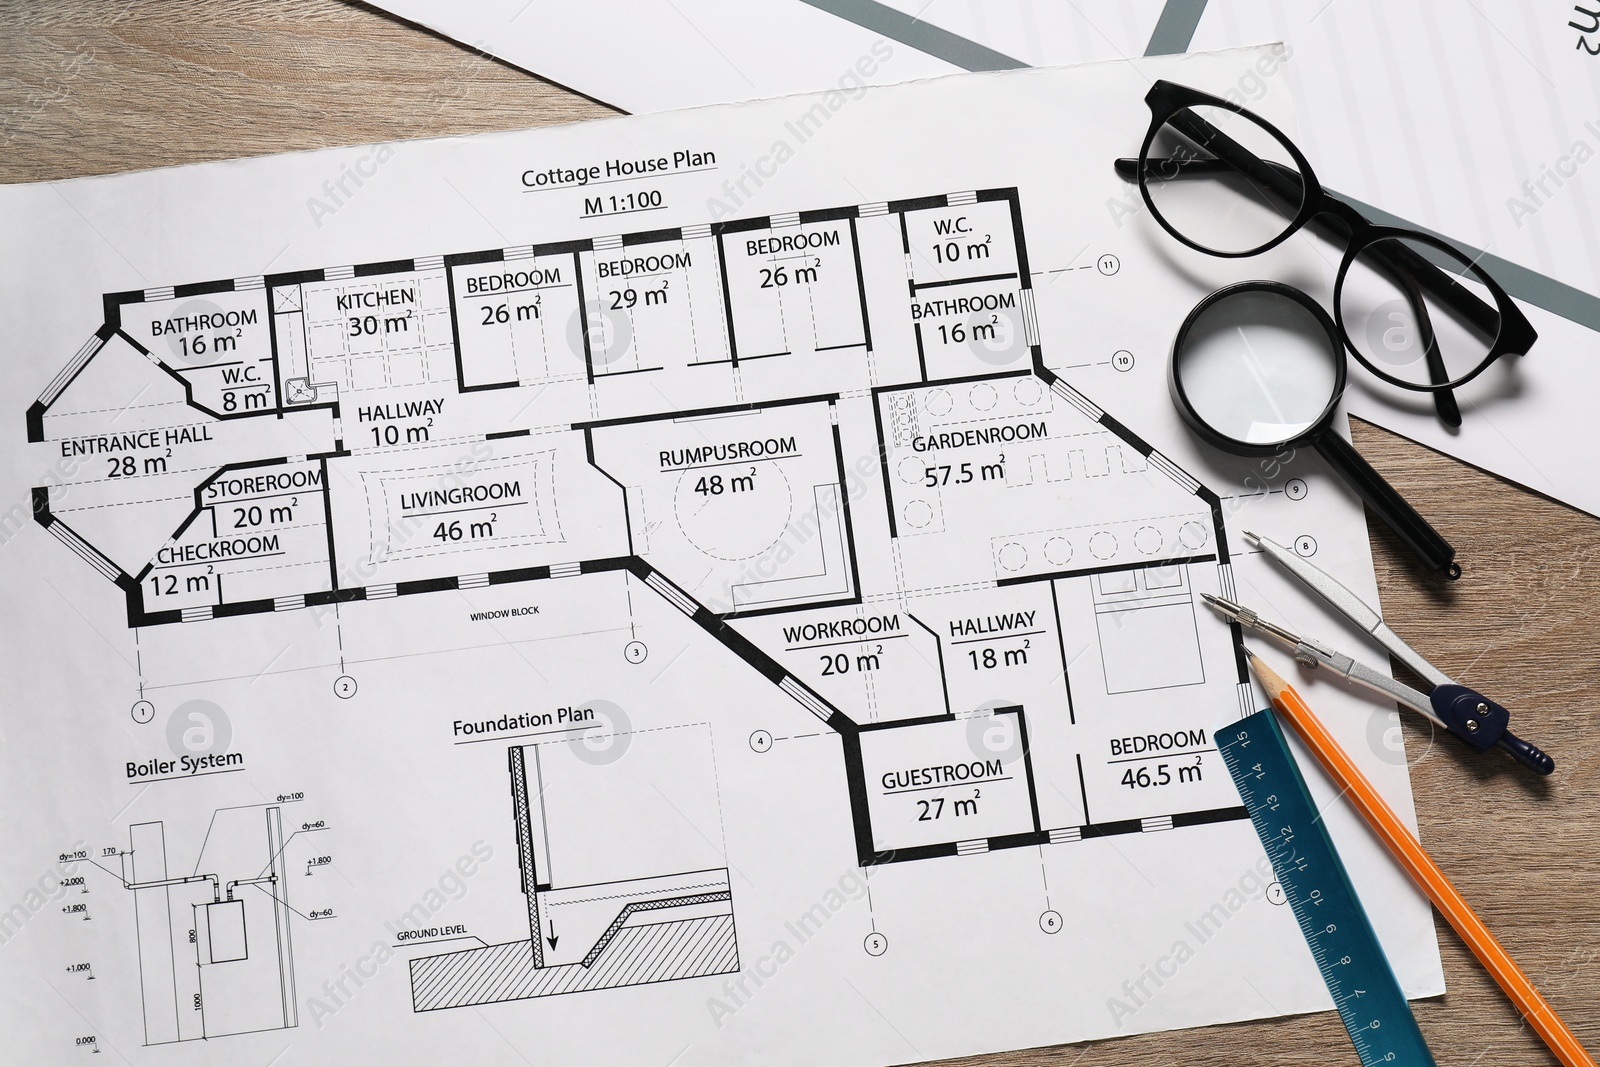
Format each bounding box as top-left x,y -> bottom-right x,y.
1218,709 -> 1437,1067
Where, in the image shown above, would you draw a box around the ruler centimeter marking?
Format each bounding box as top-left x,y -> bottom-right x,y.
1219,709 -> 1437,1067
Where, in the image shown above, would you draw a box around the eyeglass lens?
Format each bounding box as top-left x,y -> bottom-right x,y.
1338,235 -> 1503,389
1143,105 -> 1307,255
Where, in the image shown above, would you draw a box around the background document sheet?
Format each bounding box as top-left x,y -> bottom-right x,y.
368,0 -> 1600,517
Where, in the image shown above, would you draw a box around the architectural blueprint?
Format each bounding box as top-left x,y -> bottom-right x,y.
0,48 -> 1443,1066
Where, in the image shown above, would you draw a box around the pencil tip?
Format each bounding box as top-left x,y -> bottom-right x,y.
1239,529 -> 1261,547
1240,645 -> 1261,662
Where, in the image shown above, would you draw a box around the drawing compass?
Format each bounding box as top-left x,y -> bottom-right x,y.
1202,532 -> 1554,775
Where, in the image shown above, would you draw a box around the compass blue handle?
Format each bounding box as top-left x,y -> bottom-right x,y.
1429,684 -> 1507,750
1430,684 -> 1554,774
1497,732 -> 1555,776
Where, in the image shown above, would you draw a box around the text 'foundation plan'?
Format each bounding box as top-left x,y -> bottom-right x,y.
0,47 -> 1442,1067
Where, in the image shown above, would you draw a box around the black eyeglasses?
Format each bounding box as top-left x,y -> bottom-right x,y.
1115,80 -> 1537,428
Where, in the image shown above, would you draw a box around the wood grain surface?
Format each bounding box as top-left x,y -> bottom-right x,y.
3,3 -> 1596,1064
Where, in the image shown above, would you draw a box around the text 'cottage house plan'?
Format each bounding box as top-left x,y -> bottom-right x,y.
30,188 -> 1253,1006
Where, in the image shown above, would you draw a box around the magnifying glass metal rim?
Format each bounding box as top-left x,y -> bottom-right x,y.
1169,279 -> 1347,453
1168,279 -> 1460,580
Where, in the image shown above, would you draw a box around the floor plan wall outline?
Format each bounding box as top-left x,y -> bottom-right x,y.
29,188 -> 1254,885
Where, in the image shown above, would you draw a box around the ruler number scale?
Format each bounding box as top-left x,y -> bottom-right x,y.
1219,709 -> 1437,1067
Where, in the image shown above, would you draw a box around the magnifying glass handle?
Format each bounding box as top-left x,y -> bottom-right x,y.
1313,433 -> 1460,579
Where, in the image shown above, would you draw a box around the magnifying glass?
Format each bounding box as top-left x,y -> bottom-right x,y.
1171,280 -> 1459,579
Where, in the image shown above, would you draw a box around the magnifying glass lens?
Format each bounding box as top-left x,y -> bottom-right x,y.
1169,281 -> 1458,579
1174,289 -> 1340,445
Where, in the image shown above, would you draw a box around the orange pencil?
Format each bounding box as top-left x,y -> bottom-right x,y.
1245,649 -> 1596,1067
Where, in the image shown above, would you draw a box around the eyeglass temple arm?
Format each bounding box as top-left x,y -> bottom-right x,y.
1343,219 -> 1466,422
1116,113 -> 1504,342
1403,271 -> 1463,426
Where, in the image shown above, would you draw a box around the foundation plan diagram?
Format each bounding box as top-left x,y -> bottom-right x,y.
0,49 -> 1443,1067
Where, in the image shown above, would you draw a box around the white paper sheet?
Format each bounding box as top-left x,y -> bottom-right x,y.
366,0 -> 1600,517
364,0 -> 1160,112
0,48 -> 1442,1066
372,0 -> 962,112
1192,1 -> 1600,518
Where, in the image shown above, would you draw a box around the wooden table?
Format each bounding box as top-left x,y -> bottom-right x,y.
4,3 -> 1595,1064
